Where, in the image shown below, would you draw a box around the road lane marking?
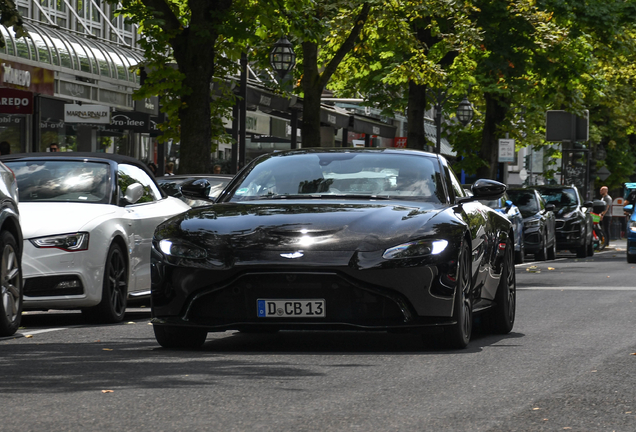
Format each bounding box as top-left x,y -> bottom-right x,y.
518,286 -> 636,290
19,328 -> 68,335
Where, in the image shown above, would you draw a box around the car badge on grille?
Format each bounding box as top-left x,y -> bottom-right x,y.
280,251 -> 304,259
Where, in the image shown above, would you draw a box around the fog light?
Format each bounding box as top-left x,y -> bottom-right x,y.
55,280 -> 80,289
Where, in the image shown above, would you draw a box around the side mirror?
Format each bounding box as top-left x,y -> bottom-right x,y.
624,204 -> 634,214
545,203 -> 555,212
181,178 -> 212,200
123,182 -> 144,205
457,179 -> 506,204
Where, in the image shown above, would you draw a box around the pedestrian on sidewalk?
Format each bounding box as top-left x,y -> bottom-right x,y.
600,186 -> 612,247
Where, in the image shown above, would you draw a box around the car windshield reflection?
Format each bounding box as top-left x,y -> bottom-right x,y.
228,152 -> 444,203
6,160 -> 111,204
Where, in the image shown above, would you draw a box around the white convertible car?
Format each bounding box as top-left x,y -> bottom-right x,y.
0,153 -> 190,323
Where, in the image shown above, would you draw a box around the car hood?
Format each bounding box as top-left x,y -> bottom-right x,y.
554,204 -> 579,218
159,201 -> 452,252
19,202 -> 116,238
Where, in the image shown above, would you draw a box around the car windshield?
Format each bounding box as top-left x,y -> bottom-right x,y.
540,188 -> 578,209
507,190 -> 538,217
5,160 -> 111,204
227,152 -> 444,203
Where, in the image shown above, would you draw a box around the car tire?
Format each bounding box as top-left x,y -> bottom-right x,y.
0,231 -> 22,337
576,240 -> 587,258
514,249 -> 524,265
154,324 -> 207,349
628,253 -> 636,264
547,239 -> 556,260
444,240 -> 472,349
83,243 -> 128,324
535,234 -> 547,261
587,235 -> 594,257
488,238 -> 516,334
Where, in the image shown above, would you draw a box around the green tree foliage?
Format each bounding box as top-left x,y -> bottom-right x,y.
0,0 -> 26,49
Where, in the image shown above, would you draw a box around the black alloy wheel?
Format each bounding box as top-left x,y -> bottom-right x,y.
154,324 -> 208,349
444,241 -> 473,349
0,231 -> 22,337
83,243 -> 128,323
489,238 -> 516,334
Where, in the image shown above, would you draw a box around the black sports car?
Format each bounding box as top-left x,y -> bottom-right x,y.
535,185 -> 594,258
151,148 -> 516,350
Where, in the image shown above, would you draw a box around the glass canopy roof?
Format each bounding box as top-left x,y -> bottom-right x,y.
0,23 -> 143,84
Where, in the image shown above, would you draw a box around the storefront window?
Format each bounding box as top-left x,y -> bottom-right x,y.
0,115 -> 27,154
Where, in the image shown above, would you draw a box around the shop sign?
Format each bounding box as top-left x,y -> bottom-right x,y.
393,137 -> 407,148
134,96 -> 159,116
0,60 -> 54,95
109,111 -> 150,132
0,88 -> 33,114
64,104 -> 111,124
59,81 -> 91,99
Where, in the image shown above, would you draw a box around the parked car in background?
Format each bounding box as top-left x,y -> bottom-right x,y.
0,161 -> 23,337
151,148 -> 516,350
534,185 -> 594,258
507,188 -> 557,261
479,192 -> 525,264
0,153 -> 190,323
623,204 -> 636,263
157,174 -> 233,207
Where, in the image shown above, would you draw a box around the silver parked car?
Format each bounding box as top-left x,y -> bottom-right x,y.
0,161 -> 23,337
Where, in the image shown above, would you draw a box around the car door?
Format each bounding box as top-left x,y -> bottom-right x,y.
538,192 -> 556,246
117,163 -> 189,295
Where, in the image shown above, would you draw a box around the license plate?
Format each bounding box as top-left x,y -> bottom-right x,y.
257,299 -> 325,318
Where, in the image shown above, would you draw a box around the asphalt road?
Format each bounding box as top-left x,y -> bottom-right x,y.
1,243 -> 635,431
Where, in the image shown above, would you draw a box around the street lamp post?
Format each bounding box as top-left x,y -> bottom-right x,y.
428,89 -> 474,154
269,37 -> 297,148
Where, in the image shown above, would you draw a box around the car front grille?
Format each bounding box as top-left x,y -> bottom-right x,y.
24,275 -> 84,297
185,272 -> 409,327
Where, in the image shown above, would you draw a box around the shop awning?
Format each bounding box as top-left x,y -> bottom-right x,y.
350,114 -> 396,138
320,105 -> 350,128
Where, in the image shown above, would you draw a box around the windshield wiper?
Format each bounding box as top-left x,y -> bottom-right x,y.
253,194 -> 392,200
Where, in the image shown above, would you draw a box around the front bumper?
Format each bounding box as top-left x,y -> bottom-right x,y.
554,218 -> 585,250
151,250 -> 461,332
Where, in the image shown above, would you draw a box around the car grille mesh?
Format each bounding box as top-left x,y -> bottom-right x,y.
186,272 -> 407,327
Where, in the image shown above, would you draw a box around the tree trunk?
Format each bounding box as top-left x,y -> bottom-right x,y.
406,80 -> 429,150
301,41 -> 322,149
477,92 -> 509,180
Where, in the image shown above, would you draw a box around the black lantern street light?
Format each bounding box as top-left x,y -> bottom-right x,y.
456,96 -> 474,127
269,37 -> 296,80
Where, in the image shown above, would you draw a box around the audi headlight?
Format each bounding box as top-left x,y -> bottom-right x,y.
30,232 -> 89,251
383,239 -> 448,260
158,239 -> 207,259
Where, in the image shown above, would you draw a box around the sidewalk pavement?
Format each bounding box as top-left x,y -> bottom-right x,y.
605,237 -> 627,252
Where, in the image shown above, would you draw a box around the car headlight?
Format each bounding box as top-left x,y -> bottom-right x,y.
383,239 -> 448,260
524,219 -> 540,228
562,211 -> 577,219
158,239 -> 207,259
30,232 -> 89,251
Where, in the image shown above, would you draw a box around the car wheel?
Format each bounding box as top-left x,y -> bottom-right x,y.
154,324 -> 207,349
83,243 -> 128,324
628,253 -> 636,264
0,231 -> 22,337
444,241 -> 472,349
587,234 -> 594,257
576,240 -> 587,258
547,238 -> 556,260
514,236 -> 524,264
535,234 -> 547,261
489,238 -> 516,334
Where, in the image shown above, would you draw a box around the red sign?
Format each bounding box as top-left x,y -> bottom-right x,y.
1,60 -> 54,95
393,137 -> 407,148
0,88 -> 33,114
